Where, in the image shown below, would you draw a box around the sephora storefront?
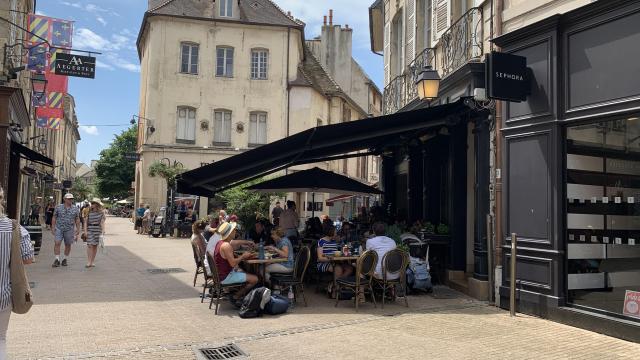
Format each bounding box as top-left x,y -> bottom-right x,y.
494,0 -> 640,340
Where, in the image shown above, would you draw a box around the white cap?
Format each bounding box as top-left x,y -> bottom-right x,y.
64,193 -> 74,199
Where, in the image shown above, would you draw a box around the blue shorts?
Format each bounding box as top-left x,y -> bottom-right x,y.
221,270 -> 247,285
55,228 -> 75,246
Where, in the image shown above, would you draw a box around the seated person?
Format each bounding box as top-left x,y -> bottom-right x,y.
203,216 -> 219,242
365,222 -> 398,280
339,222 -> 356,243
249,219 -> 273,246
304,217 -> 323,239
213,222 -> 258,304
316,224 -> 353,279
264,227 -> 294,284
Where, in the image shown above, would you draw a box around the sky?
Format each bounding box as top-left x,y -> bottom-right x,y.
37,0 -> 383,165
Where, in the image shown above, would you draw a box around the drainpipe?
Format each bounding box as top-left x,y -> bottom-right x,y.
493,0 -> 504,305
285,28 -> 291,177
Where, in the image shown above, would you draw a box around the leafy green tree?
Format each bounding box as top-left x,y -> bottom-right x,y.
148,161 -> 185,188
94,126 -> 137,199
216,178 -> 283,232
70,177 -> 92,201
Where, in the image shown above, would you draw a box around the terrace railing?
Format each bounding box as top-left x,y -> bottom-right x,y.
439,7 -> 483,78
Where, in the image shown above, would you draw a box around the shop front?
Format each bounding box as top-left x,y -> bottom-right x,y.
494,0 -> 640,341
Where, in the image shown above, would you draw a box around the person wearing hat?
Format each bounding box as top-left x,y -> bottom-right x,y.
51,193 -> 81,267
83,198 -> 106,268
212,221 -> 258,304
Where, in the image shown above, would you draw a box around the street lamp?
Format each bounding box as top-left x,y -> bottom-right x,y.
31,72 -> 48,101
131,115 -> 156,134
415,66 -> 441,101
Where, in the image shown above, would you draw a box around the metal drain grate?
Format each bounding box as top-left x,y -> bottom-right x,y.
146,268 -> 187,274
195,344 -> 247,359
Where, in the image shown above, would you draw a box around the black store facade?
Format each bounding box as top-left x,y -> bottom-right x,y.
495,0 -> 640,340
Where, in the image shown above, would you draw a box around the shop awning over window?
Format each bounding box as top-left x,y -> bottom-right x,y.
11,141 -> 54,167
177,99 -> 479,196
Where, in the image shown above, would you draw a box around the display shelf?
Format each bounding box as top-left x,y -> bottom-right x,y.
567,169 -> 640,188
567,140 -> 640,162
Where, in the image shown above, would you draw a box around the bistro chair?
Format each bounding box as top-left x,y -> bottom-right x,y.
205,252 -> 246,315
334,250 -> 378,312
190,239 -> 205,287
271,246 -> 311,306
309,241 -> 334,293
374,249 -> 410,309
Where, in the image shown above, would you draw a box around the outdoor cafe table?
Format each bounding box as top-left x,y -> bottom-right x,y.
327,255 -> 360,290
243,256 -> 289,284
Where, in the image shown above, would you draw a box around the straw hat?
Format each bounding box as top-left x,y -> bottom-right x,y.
90,197 -> 104,207
217,221 -> 237,241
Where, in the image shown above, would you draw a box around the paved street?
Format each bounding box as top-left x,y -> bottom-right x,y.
6,216 -> 640,359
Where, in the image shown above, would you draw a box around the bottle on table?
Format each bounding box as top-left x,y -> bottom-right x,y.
288,286 -> 295,309
258,240 -> 265,260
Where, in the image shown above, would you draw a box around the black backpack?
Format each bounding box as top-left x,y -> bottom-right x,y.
238,287 -> 271,318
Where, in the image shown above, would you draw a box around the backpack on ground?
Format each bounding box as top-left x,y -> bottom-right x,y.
238,287 -> 271,318
406,256 -> 432,292
263,294 -> 290,315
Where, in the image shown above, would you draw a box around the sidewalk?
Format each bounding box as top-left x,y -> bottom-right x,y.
7,217 -> 640,359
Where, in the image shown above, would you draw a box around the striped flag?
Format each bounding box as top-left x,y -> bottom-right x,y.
27,15 -> 50,43
47,118 -> 62,130
47,92 -> 64,109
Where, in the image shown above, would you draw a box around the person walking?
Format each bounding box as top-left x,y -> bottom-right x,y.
271,201 -> 283,226
141,205 -> 151,235
29,198 -> 42,225
51,193 -> 81,267
83,198 -> 105,268
0,187 -> 34,358
45,201 -> 54,230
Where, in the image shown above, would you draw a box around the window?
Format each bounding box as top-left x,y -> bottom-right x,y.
251,49 -> 268,79
176,107 -> 196,143
180,43 -> 199,74
219,0 -> 233,17
249,112 -> 267,146
216,47 -> 234,77
214,110 -> 232,145
392,12 -> 404,76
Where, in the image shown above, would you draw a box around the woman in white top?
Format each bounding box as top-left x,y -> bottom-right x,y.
0,187 -> 34,358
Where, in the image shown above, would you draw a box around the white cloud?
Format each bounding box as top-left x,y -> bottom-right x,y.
96,16 -> 107,26
35,10 -> 48,16
79,125 -> 99,136
73,28 -> 140,72
95,60 -> 115,71
73,28 -> 111,50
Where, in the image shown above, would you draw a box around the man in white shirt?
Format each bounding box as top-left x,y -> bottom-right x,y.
365,222 -> 398,279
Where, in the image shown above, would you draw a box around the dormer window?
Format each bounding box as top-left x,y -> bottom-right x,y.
219,0 -> 233,17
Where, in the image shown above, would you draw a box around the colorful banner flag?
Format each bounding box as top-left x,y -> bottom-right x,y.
51,19 -> 73,48
36,107 -> 63,119
32,91 -> 47,107
27,15 -> 50,43
26,43 -> 48,72
47,92 -> 64,109
36,117 -> 49,129
47,118 -> 61,130
45,73 -> 68,93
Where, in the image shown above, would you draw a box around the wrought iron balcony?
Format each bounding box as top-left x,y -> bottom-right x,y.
383,48 -> 436,115
439,7 -> 483,78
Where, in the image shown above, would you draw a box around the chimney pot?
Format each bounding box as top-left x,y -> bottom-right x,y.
329,9 -> 333,25
323,15 -> 327,26
345,24 -> 349,29
287,11 -> 291,17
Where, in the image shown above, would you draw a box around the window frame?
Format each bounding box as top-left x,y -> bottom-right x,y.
248,111 -> 268,147
250,48 -> 269,80
180,42 -> 199,75
176,106 -> 197,144
216,46 -> 234,78
219,0 -> 233,17
213,109 -> 232,146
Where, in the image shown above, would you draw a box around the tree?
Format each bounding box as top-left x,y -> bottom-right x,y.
216,178 -> 283,232
70,177 -> 92,201
94,126 -> 137,199
148,161 -> 185,188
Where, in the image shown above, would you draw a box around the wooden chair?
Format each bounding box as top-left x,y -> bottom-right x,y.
271,246 -> 311,306
334,250 -> 378,312
205,252 -> 246,314
190,239 -> 205,287
374,249 -> 410,308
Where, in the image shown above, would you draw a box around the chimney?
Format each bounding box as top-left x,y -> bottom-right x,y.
323,15 -> 327,26
345,24 -> 349,30
287,11 -> 292,18
329,9 -> 333,26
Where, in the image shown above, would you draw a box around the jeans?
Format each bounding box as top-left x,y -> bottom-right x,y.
265,263 -> 293,283
0,307 -> 10,359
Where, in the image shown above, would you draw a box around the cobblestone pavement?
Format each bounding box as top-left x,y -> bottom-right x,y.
7,217 -> 640,359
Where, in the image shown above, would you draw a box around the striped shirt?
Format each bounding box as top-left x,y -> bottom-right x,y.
86,211 -> 104,235
0,217 -> 35,311
54,204 -> 79,231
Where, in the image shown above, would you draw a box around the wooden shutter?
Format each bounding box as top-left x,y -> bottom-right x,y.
383,21 -> 391,85
406,0 -> 417,66
432,0 -> 450,43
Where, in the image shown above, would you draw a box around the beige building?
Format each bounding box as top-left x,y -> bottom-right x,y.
135,0 -> 381,219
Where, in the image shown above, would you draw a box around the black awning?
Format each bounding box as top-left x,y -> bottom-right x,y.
177,99 -> 480,196
11,141 -> 54,167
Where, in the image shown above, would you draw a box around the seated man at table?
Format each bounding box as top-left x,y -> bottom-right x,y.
365,222 -> 398,280
213,221 -> 259,305
317,224 -> 353,280
249,218 -> 273,246
264,227 -> 294,284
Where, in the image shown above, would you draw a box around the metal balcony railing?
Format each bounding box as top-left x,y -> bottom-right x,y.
383,48 -> 436,115
439,7 -> 483,77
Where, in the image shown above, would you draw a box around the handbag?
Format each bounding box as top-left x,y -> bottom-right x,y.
11,220 -> 33,314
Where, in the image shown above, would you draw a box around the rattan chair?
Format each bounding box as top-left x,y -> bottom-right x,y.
271,246 -> 311,306
334,250 -> 378,312
205,252 -> 246,314
374,249 -> 410,308
190,240 -> 205,287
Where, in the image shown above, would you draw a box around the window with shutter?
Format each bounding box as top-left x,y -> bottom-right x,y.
406,0 -> 417,66
176,107 -> 196,143
249,112 -> 267,146
214,110 -> 232,145
383,22 -> 391,85
432,0 -> 450,43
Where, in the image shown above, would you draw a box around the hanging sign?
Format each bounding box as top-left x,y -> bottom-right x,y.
124,152 -> 140,161
54,53 -> 96,78
486,51 -> 529,102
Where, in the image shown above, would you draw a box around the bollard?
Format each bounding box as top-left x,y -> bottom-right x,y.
510,232 -> 517,317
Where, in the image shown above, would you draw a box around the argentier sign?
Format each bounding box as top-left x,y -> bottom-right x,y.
55,53 -> 96,79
